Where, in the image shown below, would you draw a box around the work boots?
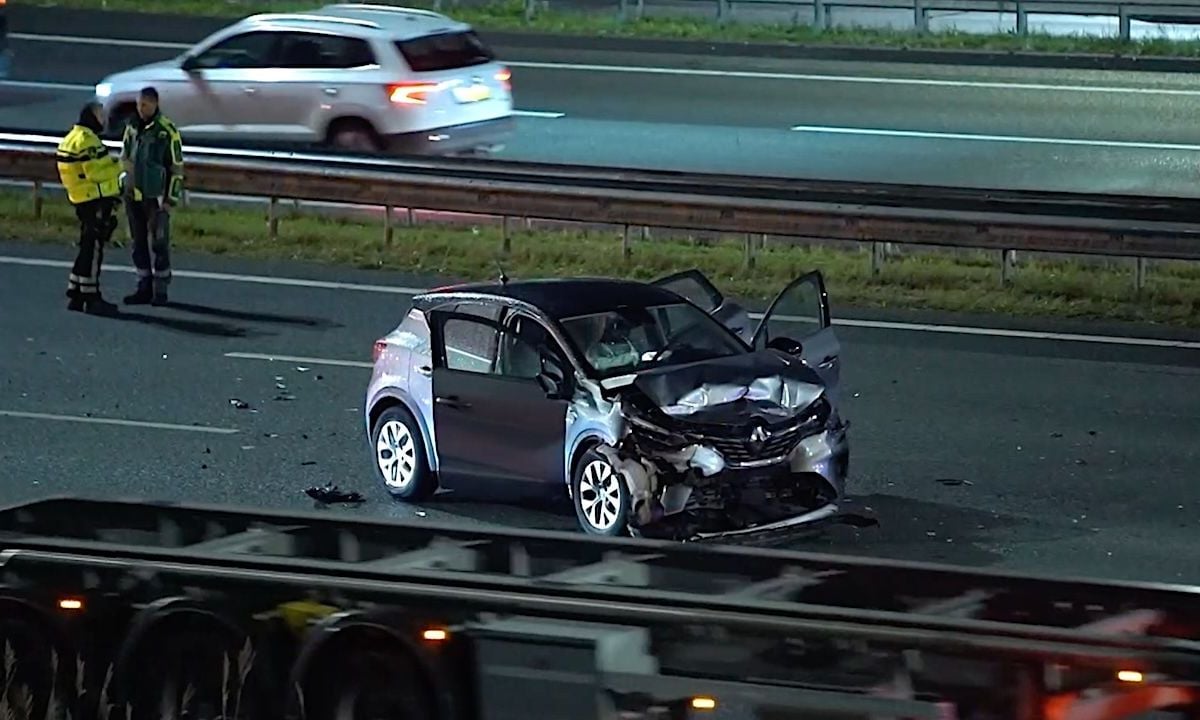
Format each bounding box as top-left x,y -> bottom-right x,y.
124,283 -> 168,306
68,295 -> 119,316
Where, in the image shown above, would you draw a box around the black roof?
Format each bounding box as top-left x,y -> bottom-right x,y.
419,277 -> 687,320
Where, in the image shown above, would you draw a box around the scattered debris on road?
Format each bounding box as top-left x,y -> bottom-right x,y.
305,483 -> 364,504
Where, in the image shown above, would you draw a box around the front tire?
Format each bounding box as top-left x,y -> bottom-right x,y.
371,406 -> 435,501
572,449 -> 630,536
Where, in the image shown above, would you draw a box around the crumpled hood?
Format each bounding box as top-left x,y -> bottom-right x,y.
630,350 -> 825,422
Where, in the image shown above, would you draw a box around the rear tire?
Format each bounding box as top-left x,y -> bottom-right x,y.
327,119 -> 382,154
371,405 -> 436,501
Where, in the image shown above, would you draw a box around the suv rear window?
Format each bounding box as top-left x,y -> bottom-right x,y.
394,31 -> 493,72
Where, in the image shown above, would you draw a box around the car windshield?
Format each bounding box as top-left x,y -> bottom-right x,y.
559,302 -> 746,378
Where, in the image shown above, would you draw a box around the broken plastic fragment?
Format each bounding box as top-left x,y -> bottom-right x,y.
229,398 -> 250,410
305,483 -> 364,504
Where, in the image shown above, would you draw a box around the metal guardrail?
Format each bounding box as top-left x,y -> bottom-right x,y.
598,0 -> 1200,38
2,132 -> 1198,274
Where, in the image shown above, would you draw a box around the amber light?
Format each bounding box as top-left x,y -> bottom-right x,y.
1117,670 -> 1144,683
495,68 -> 512,91
422,627 -> 449,642
58,598 -> 83,611
691,696 -> 716,711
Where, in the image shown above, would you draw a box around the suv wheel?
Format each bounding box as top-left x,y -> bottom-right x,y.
572,449 -> 630,536
329,122 -> 381,153
371,406 -> 435,501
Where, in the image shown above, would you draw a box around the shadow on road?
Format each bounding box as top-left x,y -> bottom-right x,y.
105,309 -> 269,338
163,301 -> 341,329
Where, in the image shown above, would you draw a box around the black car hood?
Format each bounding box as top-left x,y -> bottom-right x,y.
626,350 -> 826,424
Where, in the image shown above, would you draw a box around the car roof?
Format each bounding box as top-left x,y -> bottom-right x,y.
241,4 -> 472,42
417,277 -> 691,320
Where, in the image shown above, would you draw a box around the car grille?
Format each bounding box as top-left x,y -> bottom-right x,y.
690,399 -> 831,467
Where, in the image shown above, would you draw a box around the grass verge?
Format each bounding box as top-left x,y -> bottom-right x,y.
33,0 -> 1200,59
2,190 -> 1197,327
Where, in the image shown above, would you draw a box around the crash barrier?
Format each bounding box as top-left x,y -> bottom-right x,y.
2,131 -> 1199,275
0,495 -> 1198,720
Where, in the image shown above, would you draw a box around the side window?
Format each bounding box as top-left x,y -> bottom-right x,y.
440,315 -> 498,374
191,31 -> 279,70
275,32 -> 377,69
757,276 -> 824,349
653,270 -> 722,314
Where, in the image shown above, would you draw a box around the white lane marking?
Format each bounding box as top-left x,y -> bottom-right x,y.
0,80 -> 566,117
2,255 -> 1197,350
12,31 -> 1200,97
9,32 -> 191,49
789,124 -> 1200,151
0,409 -> 239,434
512,110 -> 566,118
224,352 -> 373,369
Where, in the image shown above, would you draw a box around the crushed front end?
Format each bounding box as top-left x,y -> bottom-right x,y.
590,352 -> 861,543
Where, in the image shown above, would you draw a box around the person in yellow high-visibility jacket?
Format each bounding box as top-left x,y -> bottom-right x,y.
56,101 -> 122,315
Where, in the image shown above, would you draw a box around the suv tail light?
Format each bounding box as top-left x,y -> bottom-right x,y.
373,338 -> 388,362
387,82 -> 440,105
495,67 -> 512,91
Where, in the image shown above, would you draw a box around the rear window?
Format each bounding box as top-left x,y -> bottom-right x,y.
394,31 -> 493,72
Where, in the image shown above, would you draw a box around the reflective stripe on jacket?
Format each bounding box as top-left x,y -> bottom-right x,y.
56,124 -> 121,205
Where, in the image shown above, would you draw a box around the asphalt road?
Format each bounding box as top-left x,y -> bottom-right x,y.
5,9 -> 1200,194
2,239 -> 1198,586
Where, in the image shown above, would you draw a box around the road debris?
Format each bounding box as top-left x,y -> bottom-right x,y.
305,483 -> 364,504
229,398 -> 250,410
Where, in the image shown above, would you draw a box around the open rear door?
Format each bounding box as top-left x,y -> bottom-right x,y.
651,269 -> 753,343
750,271 -> 842,402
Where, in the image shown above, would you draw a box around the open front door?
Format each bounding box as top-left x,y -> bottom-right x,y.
651,269 -> 753,343
750,271 -> 842,401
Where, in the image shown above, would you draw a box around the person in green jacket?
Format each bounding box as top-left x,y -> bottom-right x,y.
120,86 -> 184,306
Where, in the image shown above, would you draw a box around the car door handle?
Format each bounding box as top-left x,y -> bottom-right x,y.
243,87 -> 257,94
323,87 -> 339,96
435,395 -> 471,409
416,365 -> 432,377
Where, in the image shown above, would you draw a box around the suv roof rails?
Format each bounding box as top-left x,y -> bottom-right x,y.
322,3 -> 451,19
246,12 -> 382,29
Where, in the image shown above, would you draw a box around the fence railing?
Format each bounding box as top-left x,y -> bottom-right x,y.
2,132 -> 1197,288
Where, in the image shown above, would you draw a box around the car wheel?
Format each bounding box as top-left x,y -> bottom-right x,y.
329,122 -> 381,153
371,406 -> 435,501
572,449 -> 630,536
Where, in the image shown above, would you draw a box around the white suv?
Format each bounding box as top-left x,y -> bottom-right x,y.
94,3 -> 514,156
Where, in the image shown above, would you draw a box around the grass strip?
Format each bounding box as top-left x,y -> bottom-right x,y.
2,190 -> 1197,326
33,0 -> 1200,59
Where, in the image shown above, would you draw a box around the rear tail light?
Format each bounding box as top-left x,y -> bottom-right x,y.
495,67 -> 512,91
373,339 -> 388,362
387,82 -> 440,105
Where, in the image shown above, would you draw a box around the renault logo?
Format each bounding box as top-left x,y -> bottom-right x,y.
749,424 -> 771,451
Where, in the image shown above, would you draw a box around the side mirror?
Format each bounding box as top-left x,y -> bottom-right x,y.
767,336 -> 804,356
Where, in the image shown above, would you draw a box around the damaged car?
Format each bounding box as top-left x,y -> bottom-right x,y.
364,270 -> 868,541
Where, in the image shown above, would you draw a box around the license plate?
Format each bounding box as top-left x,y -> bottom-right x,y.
453,83 -> 491,103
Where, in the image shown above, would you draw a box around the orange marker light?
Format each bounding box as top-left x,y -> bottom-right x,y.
422,628 -> 449,642
691,696 -> 717,711
58,598 -> 83,611
1117,670 -> 1144,683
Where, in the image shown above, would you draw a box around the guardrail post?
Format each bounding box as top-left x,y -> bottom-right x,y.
622,225 -> 633,260
871,241 -> 885,275
1001,249 -> 1016,286
384,205 -> 394,246
717,0 -> 731,23
524,0 -> 537,21
267,197 -> 279,243
502,216 -> 512,255
743,233 -> 756,270
813,0 -> 828,29
914,0 -> 928,33
1118,5 -> 1132,41
1134,257 -> 1147,293
31,180 -> 43,219
1016,0 -> 1028,34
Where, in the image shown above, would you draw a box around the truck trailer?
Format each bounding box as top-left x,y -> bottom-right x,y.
0,496 -> 1197,720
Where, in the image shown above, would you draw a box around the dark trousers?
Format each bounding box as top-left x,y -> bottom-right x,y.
126,198 -> 172,295
67,198 -> 118,298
